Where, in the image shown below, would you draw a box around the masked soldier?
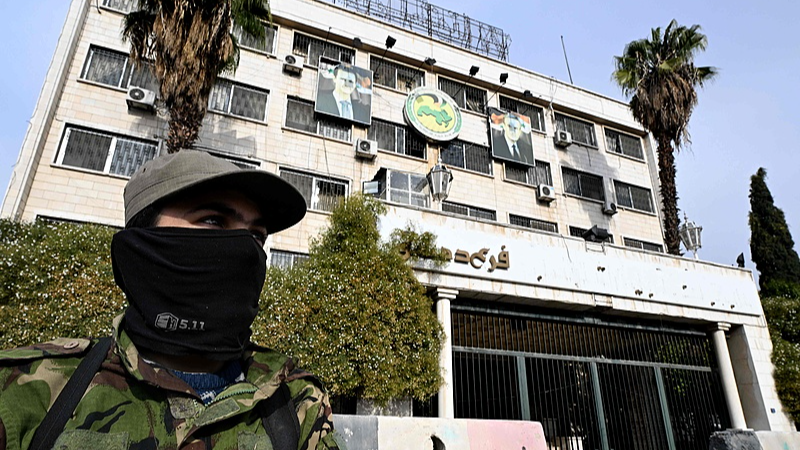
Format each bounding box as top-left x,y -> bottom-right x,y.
0,150 -> 347,450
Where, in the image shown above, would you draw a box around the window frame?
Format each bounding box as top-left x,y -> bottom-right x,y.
80,45 -> 157,92
442,140 -> 493,176
509,214 -> 558,234
499,96 -> 546,133
369,56 -> 425,92
373,168 -> 431,209
504,160 -> 553,187
269,249 -> 310,269
437,76 -> 487,113
279,168 -> 350,213
442,201 -> 497,221
623,237 -> 664,253
291,32 -> 355,67
54,125 -> 159,178
604,127 -> 645,161
554,113 -> 597,148
233,22 -> 278,55
561,167 -> 605,202
284,97 -> 352,142
100,0 -> 137,13
208,79 -> 270,123
613,180 -> 655,213
367,118 -> 427,159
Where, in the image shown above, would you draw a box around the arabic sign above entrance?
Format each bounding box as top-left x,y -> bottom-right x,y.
403,87 -> 463,142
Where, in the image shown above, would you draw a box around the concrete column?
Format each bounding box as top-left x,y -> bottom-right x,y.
712,322 -> 748,429
434,287 -> 458,419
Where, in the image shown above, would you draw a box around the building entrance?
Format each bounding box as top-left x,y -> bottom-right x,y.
451,304 -> 730,450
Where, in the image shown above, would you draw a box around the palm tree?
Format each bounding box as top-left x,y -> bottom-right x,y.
613,20 -> 716,255
123,0 -> 271,153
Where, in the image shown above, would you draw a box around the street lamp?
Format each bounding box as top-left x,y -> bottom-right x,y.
679,213 -> 703,259
427,151 -> 453,202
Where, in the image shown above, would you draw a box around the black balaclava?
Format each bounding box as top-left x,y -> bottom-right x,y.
111,227 -> 267,361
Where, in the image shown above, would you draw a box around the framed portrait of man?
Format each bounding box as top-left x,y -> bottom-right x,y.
488,107 -> 535,166
315,60 -> 373,126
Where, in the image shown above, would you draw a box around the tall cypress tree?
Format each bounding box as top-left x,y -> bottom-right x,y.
749,167 -> 800,294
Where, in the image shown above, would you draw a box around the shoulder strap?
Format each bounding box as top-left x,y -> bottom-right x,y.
259,382 -> 301,450
29,337 -> 113,450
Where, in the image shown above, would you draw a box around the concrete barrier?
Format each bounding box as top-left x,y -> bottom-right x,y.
334,415 -> 548,450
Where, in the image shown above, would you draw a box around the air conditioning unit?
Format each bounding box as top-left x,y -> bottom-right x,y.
282,54 -> 304,74
126,87 -> 156,111
602,200 -> 618,216
537,184 -> 557,202
354,139 -> 378,159
554,130 -> 573,148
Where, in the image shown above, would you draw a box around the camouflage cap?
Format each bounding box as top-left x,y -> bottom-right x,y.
124,150 -> 306,233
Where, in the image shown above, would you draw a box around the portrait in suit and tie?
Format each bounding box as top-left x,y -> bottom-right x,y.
315,62 -> 373,126
488,107 -> 534,166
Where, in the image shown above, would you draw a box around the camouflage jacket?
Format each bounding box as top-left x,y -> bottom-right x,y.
0,318 -> 346,450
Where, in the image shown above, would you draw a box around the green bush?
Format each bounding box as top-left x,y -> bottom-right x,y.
0,219 -> 123,346
255,195 -> 444,403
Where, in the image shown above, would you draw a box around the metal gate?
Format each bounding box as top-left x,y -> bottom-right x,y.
451,305 -> 730,450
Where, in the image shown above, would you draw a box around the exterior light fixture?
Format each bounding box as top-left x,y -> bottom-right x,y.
352,37 -> 363,48
385,36 -> 397,49
469,65 -> 480,76
499,73 -> 508,84
523,90 -> 534,98
424,57 -> 437,66
679,213 -> 703,259
427,151 -> 453,202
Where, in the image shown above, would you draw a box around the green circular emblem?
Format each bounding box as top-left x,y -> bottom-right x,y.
403,87 -> 462,142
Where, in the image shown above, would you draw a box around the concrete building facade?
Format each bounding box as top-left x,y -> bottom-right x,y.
3,0 -> 796,448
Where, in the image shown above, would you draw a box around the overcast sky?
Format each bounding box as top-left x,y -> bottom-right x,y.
1,0 -> 798,272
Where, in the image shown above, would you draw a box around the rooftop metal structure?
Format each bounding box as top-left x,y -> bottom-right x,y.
316,0 -> 511,61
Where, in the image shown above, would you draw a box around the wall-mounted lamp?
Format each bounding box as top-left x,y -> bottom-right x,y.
427,150 -> 453,202
499,73 -> 509,84
352,37 -> 363,48
424,57 -> 437,66
523,90 -> 534,98
385,36 -> 397,49
679,213 -> 703,259
374,36 -> 398,80
469,65 -> 480,76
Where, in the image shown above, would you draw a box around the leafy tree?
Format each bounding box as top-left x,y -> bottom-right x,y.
749,167 -> 800,294
762,288 -> 800,423
613,20 -> 717,254
254,195 -> 444,403
123,0 -> 271,152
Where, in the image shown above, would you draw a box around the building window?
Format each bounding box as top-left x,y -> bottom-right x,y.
233,23 -> 277,54
504,160 -> 552,186
623,237 -> 664,253
499,96 -> 545,133
509,214 -> 558,233
209,80 -> 269,122
442,202 -> 496,221
367,119 -> 426,158
438,77 -> 487,113
562,167 -> 604,201
80,46 -> 157,91
614,181 -> 654,213
292,33 -> 355,67
555,113 -> 597,147
101,0 -> 137,13
605,128 -> 644,160
55,126 -> 158,177
285,97 -> 351,141
443,140 -> 493,175
280,169 -> 348,212
570,226 -> 614,243
371,168 -> 429,208
270,249 -> 309,269
370,57 -> 424,91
